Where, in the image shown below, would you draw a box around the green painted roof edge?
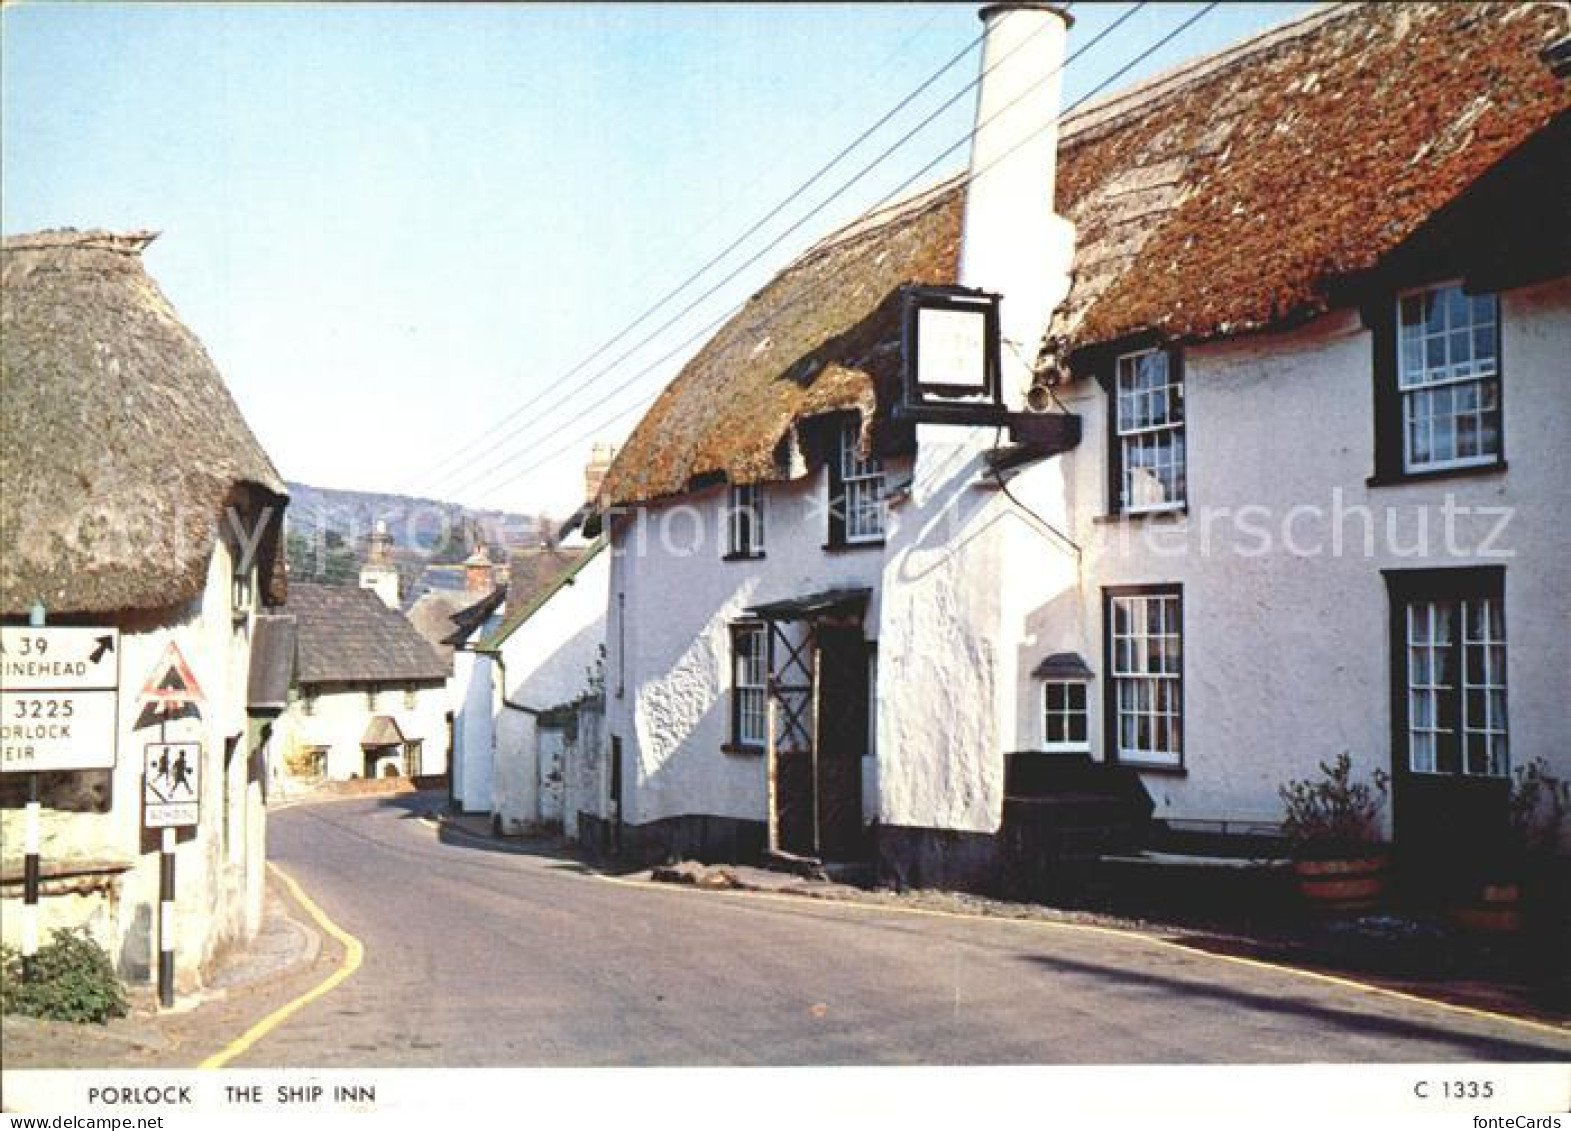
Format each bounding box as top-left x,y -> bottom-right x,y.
476,536 -> 607,652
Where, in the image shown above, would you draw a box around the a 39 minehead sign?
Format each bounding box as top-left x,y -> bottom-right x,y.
0,625 -> 121,773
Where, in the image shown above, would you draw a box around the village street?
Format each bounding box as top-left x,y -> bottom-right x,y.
217,794 -> 1571,1067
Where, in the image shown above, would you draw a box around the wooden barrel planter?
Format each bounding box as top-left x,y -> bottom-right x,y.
1448,882 -> 1525,934
1292,855 -> 1389,915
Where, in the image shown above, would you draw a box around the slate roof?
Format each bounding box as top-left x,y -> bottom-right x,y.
599,2 -> 1568,509
247,614 -> 297,712
286,582 -> 447,685
445,585 -> 507,646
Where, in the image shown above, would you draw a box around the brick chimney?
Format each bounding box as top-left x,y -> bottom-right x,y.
464,544 -> 494,595
358,519 -> 400,609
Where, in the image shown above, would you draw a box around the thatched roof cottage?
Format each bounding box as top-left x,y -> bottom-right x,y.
1,228 -> 288,983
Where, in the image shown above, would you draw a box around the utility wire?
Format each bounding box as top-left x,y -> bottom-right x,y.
398,12 -> 996,496
415,6 -> 1078,502
471,3 -> 1204,506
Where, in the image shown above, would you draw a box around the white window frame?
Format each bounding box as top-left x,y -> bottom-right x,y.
726,484 -> 765,558
1108,591 -> 1183,768
1404,596 -> 1508,778
232,564 -> 255,616
731,623 -> 768,750
1042,679 -> 1090,754
1114,349 -> 1185,514
838,422 -> 886,543
1396,281 -> 1501,474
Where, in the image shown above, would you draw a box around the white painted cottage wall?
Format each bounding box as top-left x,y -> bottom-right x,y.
875,278 -> 1569,844
1036,278 -> 1571,834
607,462 -> 895,830
491,546 -> 609,832
451,648 -> 495,813
562,700 -> 607,841
278,682 -> 448,782
0,539 -> 265,984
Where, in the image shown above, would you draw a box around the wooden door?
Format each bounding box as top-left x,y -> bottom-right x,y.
814,625 -> 868,861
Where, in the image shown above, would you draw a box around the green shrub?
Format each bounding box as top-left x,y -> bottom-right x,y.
0,928 -> 128,1024
1279,752 -> 1391,857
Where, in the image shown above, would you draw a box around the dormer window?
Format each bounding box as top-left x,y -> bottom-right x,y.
827,420 -> 885,547
1371,280 -> 1505,486
1111,349 -> 1185,514
725,484 -> 765,560
1396,282 -> 1501,473
231,563 -> 255,623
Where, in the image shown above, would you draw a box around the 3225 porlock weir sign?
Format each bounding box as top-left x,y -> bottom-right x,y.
0,626 -> 121,772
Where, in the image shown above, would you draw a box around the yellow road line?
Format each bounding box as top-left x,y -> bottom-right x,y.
199,862 -> 364,1070
416,814 -> 1570,1043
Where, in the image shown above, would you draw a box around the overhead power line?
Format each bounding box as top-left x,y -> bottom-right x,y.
470,3 -> 1205,507
427,4 -> 1098,504
398,12 -> 998,496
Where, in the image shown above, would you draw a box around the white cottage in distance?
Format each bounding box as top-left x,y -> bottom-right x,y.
481,537 -> 610,838
587,1 -> 1571,902
274,583 -> 450,783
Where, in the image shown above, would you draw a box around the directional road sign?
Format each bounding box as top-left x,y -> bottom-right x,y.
0,626 -> 120,772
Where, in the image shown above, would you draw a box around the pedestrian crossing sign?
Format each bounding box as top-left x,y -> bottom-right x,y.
144,741 -> 200,828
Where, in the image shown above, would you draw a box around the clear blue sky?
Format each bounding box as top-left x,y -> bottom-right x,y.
3,2 -> 1305,518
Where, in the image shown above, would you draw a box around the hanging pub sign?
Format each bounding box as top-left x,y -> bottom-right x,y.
898,284 -> 1005,424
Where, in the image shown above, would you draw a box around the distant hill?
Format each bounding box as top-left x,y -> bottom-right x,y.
283,481 -> 548,586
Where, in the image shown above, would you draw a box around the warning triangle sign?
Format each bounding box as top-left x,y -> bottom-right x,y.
138,641 -> 206,709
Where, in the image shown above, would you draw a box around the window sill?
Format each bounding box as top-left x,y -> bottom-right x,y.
1116,760 -> 1187,777
722,551 -> 766,562
1366,460 -> 1507,489
721,743 -> 764,757
1092,507 -> 1187,525
822,539 -> 886,553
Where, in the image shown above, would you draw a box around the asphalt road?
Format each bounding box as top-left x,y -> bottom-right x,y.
249,794 -> 1571,1067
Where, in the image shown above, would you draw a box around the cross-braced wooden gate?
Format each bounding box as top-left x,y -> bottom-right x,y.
751,588 -> 871,861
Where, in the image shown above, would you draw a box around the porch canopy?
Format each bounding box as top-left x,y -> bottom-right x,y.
744,587 -> 871,624
361,715 -> 405,748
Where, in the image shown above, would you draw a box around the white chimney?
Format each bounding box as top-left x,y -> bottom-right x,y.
959,3 -> 1076,409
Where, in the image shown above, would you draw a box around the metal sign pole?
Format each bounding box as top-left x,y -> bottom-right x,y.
21,602 -> 46,982
156,709 -> 176,1009
22,772 -> 40,982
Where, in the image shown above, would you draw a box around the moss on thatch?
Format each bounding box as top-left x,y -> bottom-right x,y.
601,182 -> 962,508
1,229 -> 288,617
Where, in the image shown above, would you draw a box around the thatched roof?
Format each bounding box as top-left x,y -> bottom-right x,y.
1,229 -> 288,616
602,180 -> 961,508
601,2 -> 1567,509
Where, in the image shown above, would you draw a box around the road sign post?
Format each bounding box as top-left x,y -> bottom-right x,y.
159,828 -> 175,1008
144,738 -> 199,1008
